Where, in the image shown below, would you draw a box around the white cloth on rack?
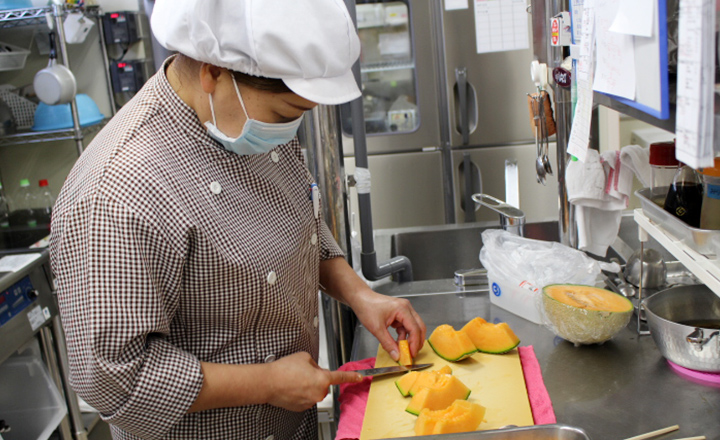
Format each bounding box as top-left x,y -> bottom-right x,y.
566,145 -> 652,256
566,149 -> 623,256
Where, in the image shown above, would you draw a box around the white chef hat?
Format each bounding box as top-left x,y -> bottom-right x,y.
150,0 -> 362,105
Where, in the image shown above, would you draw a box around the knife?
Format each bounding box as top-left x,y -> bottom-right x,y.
348,363 -> 434,377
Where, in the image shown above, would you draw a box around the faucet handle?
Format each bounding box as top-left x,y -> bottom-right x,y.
471,193 -> 526,236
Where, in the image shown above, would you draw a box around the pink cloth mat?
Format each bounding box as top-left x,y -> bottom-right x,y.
335,345 -> 555,440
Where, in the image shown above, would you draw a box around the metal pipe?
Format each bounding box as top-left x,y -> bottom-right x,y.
51,316 -> 89,440
429,1 -> 456,224
39,326 -> 75,440
343,0 -> 413,283
95,11 -> 117,116
53,4 -> 83,157
549,0 -> 577,248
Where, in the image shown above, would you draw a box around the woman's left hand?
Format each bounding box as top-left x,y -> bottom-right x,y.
352,290 -> 426,361
319,257 -> 426,361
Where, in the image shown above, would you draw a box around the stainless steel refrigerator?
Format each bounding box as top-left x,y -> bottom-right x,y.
341,0 -> 560,229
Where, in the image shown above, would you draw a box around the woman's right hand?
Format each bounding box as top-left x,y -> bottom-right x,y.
266,352 -> 362,412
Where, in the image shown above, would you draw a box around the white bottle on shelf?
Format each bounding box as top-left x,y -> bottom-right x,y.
37,178 -> 54,224
18,178 -> 37,227
0,182 -> 9,228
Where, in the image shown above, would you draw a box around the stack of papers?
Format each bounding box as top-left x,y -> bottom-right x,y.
675,0 -> 716,169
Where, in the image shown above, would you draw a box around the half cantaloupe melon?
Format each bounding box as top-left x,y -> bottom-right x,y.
414,400 -> 486,435
461,318 -> 520,354
405,375 -> 471,415
427,324 -> 478,362
542,284 -> 633,345
395,365 -> 452,397
397,339 -> 412,366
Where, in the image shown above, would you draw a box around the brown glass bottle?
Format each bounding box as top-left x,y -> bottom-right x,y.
663,165 -> 704,228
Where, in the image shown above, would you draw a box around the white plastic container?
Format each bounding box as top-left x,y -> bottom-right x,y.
487,271 -> 543,324
0,41 -> 30,72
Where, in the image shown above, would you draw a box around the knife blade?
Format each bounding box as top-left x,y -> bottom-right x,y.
348,363 -> 434,377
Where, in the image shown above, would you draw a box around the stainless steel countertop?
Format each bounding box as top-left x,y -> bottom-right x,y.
350,281 -> 720,440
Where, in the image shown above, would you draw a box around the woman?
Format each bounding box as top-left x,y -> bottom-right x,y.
49,0 -> 425,439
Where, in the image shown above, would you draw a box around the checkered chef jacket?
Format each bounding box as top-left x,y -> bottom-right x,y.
49,60 -> 345,440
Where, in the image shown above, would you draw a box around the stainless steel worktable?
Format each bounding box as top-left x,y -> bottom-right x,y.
350,281 -> 720,440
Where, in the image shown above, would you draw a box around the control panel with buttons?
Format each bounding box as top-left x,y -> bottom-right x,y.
0,276 -> 37,328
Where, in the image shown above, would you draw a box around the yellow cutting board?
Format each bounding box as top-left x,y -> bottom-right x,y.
359,344 -> 534,439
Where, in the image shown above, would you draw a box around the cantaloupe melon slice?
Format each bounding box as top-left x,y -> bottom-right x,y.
461,318 -> 520,354
398,339 -> 412,366
395,371 -> 419,397
414,400 -> 486,435
427,324 -> 478,362
405,375 -> 471,415
542,284 -> 633,345
395,365 -> 453,397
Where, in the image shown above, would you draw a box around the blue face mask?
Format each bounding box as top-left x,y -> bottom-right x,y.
204,75 -> 303,156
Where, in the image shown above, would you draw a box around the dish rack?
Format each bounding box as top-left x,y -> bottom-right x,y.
633,189 -> 720,298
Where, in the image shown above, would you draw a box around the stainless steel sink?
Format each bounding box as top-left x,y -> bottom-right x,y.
389,221 -> 559,281
377,212 -> 674,283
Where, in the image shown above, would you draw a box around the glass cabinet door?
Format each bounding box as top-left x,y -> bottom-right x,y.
342,0 -> 419,136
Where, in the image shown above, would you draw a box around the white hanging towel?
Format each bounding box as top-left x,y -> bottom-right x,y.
566,149 -> 624,256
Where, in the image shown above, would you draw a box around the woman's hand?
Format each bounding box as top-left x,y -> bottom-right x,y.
266,352 -> 362,412
319,257 -> 427,362
351,290 -> 427,361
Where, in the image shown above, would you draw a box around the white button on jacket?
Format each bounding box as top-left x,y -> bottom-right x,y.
267,271 -> 277,285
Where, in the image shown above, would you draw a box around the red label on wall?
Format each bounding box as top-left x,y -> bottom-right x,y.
551,18 -> 560,45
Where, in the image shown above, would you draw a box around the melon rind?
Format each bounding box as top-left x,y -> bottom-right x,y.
542,284 -> 633,345
461,319 -> 520,354
395,371 -> 420,397
405,376 -> 471,415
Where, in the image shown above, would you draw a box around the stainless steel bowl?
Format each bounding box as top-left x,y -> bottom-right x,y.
642,285 -> 720,372
624,248 -> 666,288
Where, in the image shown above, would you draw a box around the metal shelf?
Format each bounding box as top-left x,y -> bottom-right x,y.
0,119 -> 108,147
594,92 -> 676,133
0,7 -> 50,28
634,209 -> 720,297
0,4 -> 99,28
361,60 -> 415,73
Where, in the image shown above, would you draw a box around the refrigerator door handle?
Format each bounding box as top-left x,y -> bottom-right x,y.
454,67 -> 478,146
455,67 -> 470,146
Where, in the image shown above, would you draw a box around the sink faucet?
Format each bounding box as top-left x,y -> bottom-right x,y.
471,193 -> 526,237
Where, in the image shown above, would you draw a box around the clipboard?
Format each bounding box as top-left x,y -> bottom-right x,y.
570,0 -> 670,120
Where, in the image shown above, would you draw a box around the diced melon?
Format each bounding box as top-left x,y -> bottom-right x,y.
428,324 -> 478,362
405,375 -> 471,415
398,339 -> 412,366
395,371 -> 419,397
461,318 -> 520,354
414,400 -> 486,435
542,284 -> 633,345
395,365 -> 453,397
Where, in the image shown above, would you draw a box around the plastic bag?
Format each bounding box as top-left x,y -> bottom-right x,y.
479,229 -> 611,288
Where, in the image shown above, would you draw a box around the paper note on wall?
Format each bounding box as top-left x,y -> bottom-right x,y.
608,0 -> 654,37
474,0 -> 529,54
593,0 -> 636,100
446,0 -> 469,10
567,0 -> 596,162
675,0 -> 716,169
